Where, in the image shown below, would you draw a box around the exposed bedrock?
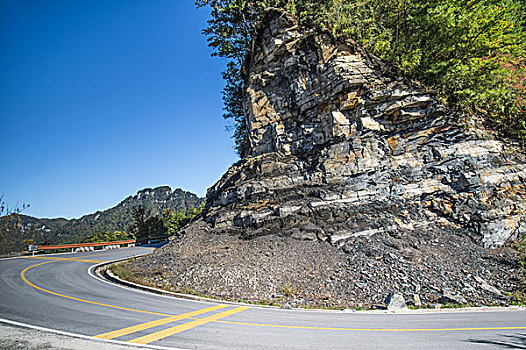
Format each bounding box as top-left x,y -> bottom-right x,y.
132,9 -> 526,308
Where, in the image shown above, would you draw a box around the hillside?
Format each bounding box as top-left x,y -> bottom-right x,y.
126,8 -> 526,309
0,186 -> 203,254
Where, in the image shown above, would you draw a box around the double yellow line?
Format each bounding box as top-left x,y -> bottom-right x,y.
96,305 -> 249,344
18,255 -> 526,345
20,259 -> 249,344
21,256 -> 105,263
21,261 -> 172,316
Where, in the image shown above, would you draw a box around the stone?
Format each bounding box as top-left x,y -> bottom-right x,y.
474,276 -> 502,296
413,294 -> 422,307
439,289 -> 468,305
360,117 -> 383,131
205,15 -> 526,246
385,293 -> 408,311
290,229 -> 317,241
281,303 -> 292,309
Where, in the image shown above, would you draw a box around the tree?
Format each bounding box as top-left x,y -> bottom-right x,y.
161,201 -> 206,235
197,0 -> 526,147
128,206 -> 165,239
195,0 -> 270,157
162,209 -> 188,235
82,230 -> 133,243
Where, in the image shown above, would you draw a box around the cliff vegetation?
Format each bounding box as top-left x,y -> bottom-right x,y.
197,0 -> 526,153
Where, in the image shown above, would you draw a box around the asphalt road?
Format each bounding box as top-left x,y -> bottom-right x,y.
0,247 -> 525,349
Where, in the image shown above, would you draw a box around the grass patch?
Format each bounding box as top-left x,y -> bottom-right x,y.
440,303 -> 470,309
507,291 -> 526,307
517,234 -> 526,272
299,305 -> 342,311
278,284 -> 295,297
108,260 -> 144,285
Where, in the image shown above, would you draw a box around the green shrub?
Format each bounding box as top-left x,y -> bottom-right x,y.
82,230 -> 133,243
196,0 -> 526,152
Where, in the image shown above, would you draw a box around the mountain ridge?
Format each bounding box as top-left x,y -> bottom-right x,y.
0,186 -> 203,254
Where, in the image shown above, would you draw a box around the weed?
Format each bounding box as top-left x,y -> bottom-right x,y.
440,303 -> 469,309
278,284 -> 295,297
507,291 -> 526,307
514,234 -> 526,284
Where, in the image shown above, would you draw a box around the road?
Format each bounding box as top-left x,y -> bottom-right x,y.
0,247 -> 525,349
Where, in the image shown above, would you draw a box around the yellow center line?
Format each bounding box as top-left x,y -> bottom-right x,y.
215,320 -> 526,332
21,262 -> 172,317
22,246 -> 151,262
21,256 -> 105,263
18,260 -> 526,334
129,306 -> 250,344
94,305 -> 229,340
74,248 -> 152,259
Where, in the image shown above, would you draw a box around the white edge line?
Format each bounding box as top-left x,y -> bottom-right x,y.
88,249 -> 526,315
87,249 -> 337,312
0,317 -> 188,350
0,247 -> 123,261
4,247 -> 526,315
88,252 -> 283,309
87,254 -> 222,306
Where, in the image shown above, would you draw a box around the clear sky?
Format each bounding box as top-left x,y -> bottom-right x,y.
0,0 -> 239,219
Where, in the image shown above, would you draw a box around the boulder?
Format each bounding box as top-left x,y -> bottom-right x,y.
385,293 -> 408,311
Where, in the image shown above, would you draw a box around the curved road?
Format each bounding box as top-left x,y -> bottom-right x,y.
0,247 -> 525,349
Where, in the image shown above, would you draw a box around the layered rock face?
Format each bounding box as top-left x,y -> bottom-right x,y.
132,10 -> 525,308
206,10 -> 525,248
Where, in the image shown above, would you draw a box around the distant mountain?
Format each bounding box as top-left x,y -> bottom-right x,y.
0,186 -> 203,254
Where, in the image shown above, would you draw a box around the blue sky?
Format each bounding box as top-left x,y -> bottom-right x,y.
1,1 -> 238,219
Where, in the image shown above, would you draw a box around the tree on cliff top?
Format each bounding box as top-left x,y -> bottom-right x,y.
196,0 -> 526,150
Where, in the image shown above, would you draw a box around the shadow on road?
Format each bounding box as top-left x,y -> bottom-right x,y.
140,241 -> 168,249
468,333 -> 526,349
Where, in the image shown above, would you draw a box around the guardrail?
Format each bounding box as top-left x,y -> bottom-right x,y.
33,240 -> 136,251
135,235 -> 170,246
27,236 -> 169,255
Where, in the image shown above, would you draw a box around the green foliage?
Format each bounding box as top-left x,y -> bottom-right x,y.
326,0 -> 526,144
195,0 -> 320,156
82,230 -> 133,243
517,233 -> 526,272
196,0 -> 262,157
507,291 -> 526,306
162,209 -> 188,235
515,233 -> 526,291
129,201 -> 205,239
128,206 -> 165,239
162,201 -> 206,235
0,195 -> 30,254
223,61 -> 249,156
197,0 -> 526,149
278,283 -> 296,297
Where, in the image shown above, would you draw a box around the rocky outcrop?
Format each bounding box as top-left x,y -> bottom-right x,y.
130,9 -> 525,308
203,10 -> 525,248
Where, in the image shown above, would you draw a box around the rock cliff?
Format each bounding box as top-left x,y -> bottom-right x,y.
129,9 -> 526,308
